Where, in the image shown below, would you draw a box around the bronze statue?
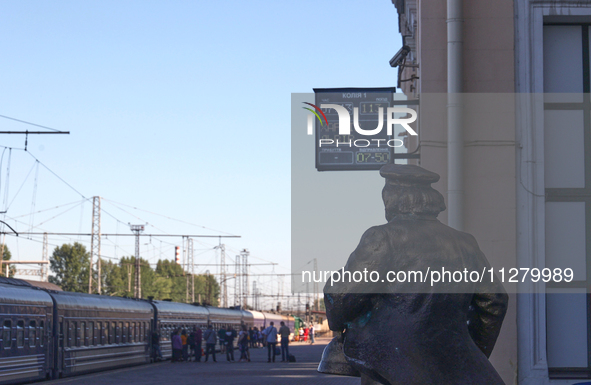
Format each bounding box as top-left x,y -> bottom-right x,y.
318,164 -> 508,385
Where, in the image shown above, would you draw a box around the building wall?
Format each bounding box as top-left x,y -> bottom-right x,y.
394,0 -> 517,383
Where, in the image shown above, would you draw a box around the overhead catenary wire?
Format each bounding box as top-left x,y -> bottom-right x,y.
102,198 -> 238,236
0,114 -> 67,132
0,147 -> 282,299
28,162 -> 39,233
5,160 -> 37,211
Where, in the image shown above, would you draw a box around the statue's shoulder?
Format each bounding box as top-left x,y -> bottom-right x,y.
435,223 -> 485,255
358,224 -> 390,244
347,225 -> 390,260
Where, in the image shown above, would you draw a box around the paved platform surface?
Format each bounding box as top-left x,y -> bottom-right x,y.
46,338 -> 361,385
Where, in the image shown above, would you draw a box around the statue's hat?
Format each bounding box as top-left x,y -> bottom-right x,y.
380,164 -> 440,185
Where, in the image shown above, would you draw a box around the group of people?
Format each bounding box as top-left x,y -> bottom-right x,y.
207,324 -> 252,362
162,326 -> 204,362
152,322 -> 314,364
296,326 -> 314,344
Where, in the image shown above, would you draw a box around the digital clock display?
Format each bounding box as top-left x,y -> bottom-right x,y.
314,87 -> 397,171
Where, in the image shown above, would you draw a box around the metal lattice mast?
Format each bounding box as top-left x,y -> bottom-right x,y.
130,224 -> 144,298
313,258 -> 318,311
220,244 -> 227,308
188,238 -> 194,303
41,232 -> 48,282
252,280 -> 257,310
183,236 -> 189,303
241,249 -> 249,309
279,275 -> 284,311
234,256 -> 240,306
89,197 -> 101,294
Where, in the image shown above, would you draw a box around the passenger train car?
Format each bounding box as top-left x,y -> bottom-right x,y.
0,278 -> 295,385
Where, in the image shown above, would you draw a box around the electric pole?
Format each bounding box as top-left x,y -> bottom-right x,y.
41,232 -> 48,282
89,196 -> 101,294
241,249 -> 249,309
313,258 -> 318,311
219,243 -> 227,308
129,224 -> 144,298
188,238 -> 194,303
234,256 -> 240,307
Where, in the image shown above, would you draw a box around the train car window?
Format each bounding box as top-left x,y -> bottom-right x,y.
97,322 -> 102,345
68,322 -> 74,347
29,321 -> 36,347
79,322 -> 86,347
59,322 -> 63,348
16,320 -> 24,347
39,320 -> 44,347
118,322 -> 123,344
130,322 -> 135,343
3,320 -> 11,349
126,322 -> 130,343
17,320 -> 25,348
89,322 -> 94,346
110,322 -> 114,344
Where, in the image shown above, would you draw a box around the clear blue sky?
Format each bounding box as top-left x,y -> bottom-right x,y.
0,1 -> 401,308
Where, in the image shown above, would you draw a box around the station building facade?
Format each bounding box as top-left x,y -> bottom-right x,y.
390,0 -> 591,383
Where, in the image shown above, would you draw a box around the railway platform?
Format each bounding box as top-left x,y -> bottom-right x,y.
45,337 -> 361,385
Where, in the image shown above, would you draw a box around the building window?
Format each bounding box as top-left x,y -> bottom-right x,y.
544,22 -> 591,378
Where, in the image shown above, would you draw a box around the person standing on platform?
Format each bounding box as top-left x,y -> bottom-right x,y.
151,330 -> 163,361
218,326 -> 227,354
248,327 -> 255,348
225,327 -> 236,362
181,329 -> 189,362
264,322 -> 278,363
171,329 -> 182,363
256,328 -> 263,348
238,325 -> 250,362
203,325 -> 217,362
309,325 -> 315,344
190,326 -> 202,362
278,321 -> 291,362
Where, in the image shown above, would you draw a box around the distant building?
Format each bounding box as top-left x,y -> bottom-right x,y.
23,279 -> 63,291
391,1 -> 591,383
